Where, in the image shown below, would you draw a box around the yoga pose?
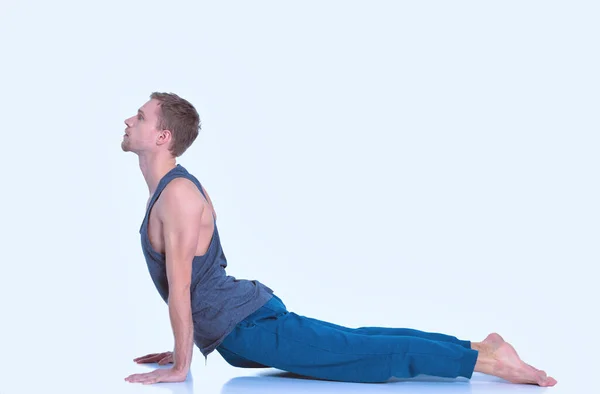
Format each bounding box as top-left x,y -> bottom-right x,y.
122,92 -> 557,387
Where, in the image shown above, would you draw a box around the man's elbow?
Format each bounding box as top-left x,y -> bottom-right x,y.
168,284 -> 192,303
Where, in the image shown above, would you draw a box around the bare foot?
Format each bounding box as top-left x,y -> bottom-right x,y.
480,333 -> 550,380
489,340 -> 557,387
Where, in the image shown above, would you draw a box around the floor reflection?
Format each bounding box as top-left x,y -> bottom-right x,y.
221,371 -> 547,394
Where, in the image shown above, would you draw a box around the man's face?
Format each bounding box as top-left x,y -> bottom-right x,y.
122,99 -> 162,154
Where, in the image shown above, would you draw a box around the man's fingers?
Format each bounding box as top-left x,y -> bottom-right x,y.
140,356 -> 161,363
158,356 -> 173,365
133,351 -> 172,364
136,356 -> 159,364
134,353 -> 159,362
135,353 -> 166,363
128,372 -> 155,382
138,373 -> 159,384
135,356 -> 157,363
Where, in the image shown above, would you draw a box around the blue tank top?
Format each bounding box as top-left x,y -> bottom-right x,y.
139,164 -> 274,360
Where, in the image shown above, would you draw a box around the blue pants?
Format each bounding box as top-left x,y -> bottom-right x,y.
217,294 -> 479,383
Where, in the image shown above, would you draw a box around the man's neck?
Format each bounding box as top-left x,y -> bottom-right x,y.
138,154 -> 178,196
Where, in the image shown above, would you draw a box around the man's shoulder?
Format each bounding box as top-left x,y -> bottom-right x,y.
156,178 -> 203,215
164,176 -> 198,193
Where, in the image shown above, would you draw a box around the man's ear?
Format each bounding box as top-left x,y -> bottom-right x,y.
157,129 -> 172,146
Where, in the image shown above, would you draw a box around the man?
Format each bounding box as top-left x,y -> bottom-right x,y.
122,92 -> 557,387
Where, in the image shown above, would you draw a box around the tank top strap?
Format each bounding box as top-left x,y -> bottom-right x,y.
139,165 -> 181,233
174,168 -> 216,223
139,164 -> 215,234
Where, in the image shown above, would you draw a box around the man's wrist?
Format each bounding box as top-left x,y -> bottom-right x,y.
171,364 -> 189,376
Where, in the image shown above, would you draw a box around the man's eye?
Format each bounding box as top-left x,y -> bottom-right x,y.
137,115 -> 142,120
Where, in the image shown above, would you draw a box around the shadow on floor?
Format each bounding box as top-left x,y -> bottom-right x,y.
221,372 -> 546,394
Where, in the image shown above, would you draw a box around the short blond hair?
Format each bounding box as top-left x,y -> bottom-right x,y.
150,92 -> 201,157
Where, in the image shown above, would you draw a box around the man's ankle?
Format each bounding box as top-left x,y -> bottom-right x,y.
472,341 -> 493,356
474,353 -> 496,374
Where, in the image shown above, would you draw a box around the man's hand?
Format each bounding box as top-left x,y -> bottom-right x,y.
126,351 -> 187,384
133,351 -> 173,365
125,366 -> 187,384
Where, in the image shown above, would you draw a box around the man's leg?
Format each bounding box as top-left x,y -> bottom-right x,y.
220,310 -> 556,386
220,310 -> 479,383
307,326 -> 546,381
216,346 -> 270,368
268,294 -> 471,347
224,294 -> 557,385
301,316 -> 472,348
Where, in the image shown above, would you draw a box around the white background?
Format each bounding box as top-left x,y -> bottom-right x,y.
0,1 -> 597,393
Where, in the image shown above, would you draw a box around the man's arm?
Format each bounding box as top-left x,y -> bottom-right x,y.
159,179 -> 205,374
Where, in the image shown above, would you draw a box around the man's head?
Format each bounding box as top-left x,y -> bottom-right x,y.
122,92 -> 201,157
